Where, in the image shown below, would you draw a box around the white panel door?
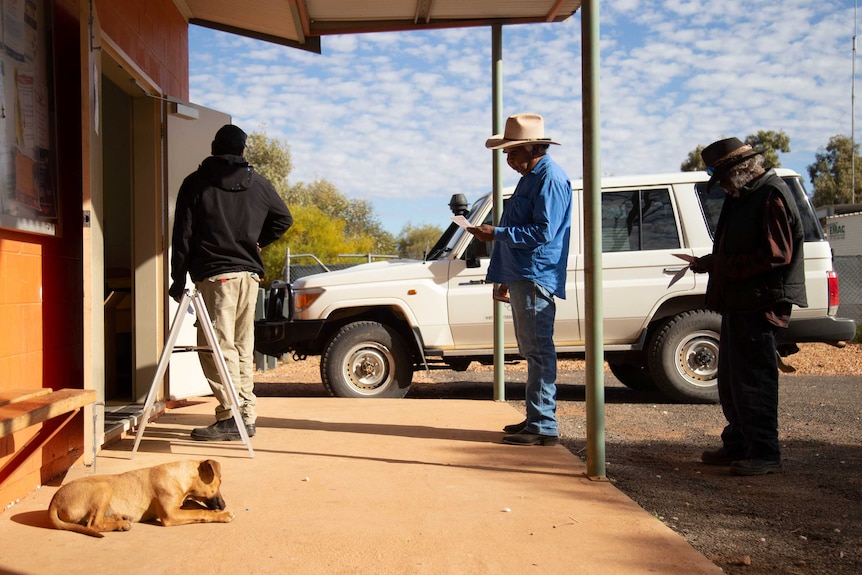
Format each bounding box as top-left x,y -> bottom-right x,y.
165,102 -> 231,400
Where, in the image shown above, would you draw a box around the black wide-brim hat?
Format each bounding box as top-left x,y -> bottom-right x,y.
701,137 -> 761,187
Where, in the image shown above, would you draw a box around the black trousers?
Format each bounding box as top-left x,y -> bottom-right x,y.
717,312 -> 781,461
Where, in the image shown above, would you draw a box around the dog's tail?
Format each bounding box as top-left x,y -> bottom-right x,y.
47,501 -> 104,538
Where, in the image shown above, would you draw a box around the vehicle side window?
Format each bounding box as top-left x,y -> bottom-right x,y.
602,188 -> 680,252
695,182 -> 724,238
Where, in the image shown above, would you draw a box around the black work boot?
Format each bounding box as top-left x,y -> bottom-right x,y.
191,419 -> 242,441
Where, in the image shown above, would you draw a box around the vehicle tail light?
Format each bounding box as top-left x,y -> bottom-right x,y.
827,270 -> 840,316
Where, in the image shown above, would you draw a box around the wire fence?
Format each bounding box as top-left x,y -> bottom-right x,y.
835,255 -> 862,326
286,263 -> 358,282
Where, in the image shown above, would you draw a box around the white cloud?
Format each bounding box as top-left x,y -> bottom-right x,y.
188,1 -> 860,234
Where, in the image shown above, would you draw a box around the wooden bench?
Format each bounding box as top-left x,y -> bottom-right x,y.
0,388 -> 97,437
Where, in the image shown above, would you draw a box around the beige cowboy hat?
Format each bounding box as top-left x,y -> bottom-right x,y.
485,113 -> 561,150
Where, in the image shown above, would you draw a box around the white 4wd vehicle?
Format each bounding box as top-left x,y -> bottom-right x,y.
256,170 -> 856,403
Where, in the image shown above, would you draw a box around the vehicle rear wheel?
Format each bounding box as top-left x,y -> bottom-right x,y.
607,358 -> 657,392
647,310 -> 721,403
320,321 -> 414,398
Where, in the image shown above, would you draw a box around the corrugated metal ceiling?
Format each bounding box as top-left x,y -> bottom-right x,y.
172,0 -> 581,53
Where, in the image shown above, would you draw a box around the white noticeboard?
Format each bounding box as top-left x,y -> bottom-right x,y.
165,101 -> 231,400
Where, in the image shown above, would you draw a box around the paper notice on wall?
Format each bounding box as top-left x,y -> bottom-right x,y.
3,0 -> 36,62
15,69 -> 34,150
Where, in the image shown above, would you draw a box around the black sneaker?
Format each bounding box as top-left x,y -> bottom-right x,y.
191,419 -> 242,441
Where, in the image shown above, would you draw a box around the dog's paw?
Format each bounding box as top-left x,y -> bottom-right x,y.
117,520 -> 132,532
220,511 -> 235,523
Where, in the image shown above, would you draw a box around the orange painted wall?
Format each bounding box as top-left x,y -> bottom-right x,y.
1,0 -> 189,508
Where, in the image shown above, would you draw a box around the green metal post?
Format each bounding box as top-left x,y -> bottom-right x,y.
492,24 -> 506,402
582,0 -> 606,479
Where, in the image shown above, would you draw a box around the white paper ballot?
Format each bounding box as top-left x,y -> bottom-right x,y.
450,215 -> 470,228
667,253 -> 697,287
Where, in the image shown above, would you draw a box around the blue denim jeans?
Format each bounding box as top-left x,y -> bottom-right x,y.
507,280 -> 558,435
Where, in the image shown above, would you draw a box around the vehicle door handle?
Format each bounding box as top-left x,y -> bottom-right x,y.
460,279 -> 490,285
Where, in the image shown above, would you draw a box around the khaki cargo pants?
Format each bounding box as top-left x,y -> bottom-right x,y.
195,271 -> 259,424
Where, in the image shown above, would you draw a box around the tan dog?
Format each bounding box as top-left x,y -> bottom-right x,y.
47,459 -> 234,538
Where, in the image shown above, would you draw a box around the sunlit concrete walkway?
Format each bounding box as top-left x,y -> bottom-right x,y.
0,397 -> 723,575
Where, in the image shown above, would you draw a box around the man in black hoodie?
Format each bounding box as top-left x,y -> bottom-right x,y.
170,124 -> 293,441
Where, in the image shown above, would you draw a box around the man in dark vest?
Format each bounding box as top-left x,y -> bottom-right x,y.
691,137 -> 807,475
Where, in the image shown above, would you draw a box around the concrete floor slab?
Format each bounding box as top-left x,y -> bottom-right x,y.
0,397 -> 723,575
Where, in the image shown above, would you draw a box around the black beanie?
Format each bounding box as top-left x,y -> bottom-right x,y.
212,124 -> 247,156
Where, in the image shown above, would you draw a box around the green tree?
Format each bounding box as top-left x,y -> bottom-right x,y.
807,134 -> 862,207
680,145 -> 705,171
244,129 -> 292,198
396,223 -> 444,259
681,130 -> 791,172
244,130 -> 396,279
260,204 -> 378,283
744,130 -> 790,169
287,179 -> 396,254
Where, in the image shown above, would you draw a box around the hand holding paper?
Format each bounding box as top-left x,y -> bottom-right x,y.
667,253 -> 696,288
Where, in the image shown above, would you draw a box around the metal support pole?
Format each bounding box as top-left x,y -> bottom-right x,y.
852,0 -> 857,204
582,0 -> 606,480
491,23 -> 506,401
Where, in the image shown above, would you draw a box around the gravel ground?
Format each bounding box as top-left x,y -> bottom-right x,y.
254,342 -> 861,575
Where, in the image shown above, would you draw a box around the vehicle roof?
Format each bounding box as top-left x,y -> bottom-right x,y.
571,169 -> 800,190
483,169 -> 800,197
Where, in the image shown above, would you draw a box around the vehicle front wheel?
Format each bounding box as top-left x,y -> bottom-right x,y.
647,310 -> 721,404
320,321 -> 414,398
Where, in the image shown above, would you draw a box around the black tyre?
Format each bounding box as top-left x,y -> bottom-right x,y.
320,321 -> 414,398
607,359 -> 657,392
647,310 -> 721,403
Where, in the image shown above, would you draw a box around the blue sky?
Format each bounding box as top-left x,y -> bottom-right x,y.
189,0 -> 857,236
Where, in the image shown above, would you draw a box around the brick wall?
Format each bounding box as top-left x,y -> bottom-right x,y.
1,0 -> 190,508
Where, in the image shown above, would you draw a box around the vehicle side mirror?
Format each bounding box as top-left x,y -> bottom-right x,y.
464,238 -> 488,268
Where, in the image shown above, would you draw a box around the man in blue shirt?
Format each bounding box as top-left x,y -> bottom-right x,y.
468,113 -> 572,445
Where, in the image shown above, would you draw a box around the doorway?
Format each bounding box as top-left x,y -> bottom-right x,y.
97,46 -> 165,445
102,74 -> 134,402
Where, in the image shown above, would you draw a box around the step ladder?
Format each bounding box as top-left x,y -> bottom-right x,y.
131,288 -> 254,458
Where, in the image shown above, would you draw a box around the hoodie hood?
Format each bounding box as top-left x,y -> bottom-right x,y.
200,154 -> 254,192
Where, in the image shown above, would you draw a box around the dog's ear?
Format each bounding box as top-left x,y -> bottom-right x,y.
198,460 -> 220,484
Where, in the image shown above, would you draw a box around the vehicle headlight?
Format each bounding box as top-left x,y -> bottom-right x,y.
294,291 -> 322,311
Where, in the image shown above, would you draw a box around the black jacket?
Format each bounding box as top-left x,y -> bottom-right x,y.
170,154 -> 293,291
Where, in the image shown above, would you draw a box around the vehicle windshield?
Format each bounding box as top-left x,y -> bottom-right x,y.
424,196 -> 487,260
